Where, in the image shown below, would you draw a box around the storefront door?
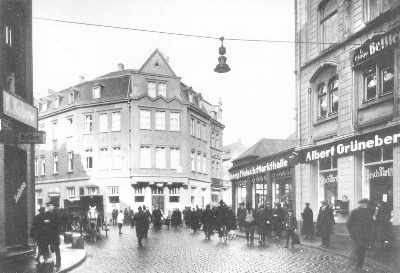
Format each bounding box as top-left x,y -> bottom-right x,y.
152,195 -> 165,212
4,145 -> 27,247
370,176 -> 393,210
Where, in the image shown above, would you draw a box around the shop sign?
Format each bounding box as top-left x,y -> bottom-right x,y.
231,158 -> 288,180
353,26 -> 400,66
304,133 -> 400,163
3,91 -> 38,129
14,181 -> 27,204
0,130 -> 46,144
321,173 -> 337,184
369,166 -> 393,180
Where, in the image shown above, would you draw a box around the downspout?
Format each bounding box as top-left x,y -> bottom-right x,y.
127,76 -> 133,186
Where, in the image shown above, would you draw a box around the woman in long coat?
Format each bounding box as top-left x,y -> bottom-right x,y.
316,201 -> 335,247
301,203 -> 314,239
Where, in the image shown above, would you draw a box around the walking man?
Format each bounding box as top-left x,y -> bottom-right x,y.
284,209 -> 297,248
134,207 -> 147,246
244,203 -> 256,246
347,199 -> 374,269
44,202 -> 61,269
301,203 -> 314,240
117,210 -> 124,234
316,200 -> 335,247
30,207 -> 48,264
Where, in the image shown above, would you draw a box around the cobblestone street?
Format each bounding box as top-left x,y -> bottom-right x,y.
72,226 -> 392,273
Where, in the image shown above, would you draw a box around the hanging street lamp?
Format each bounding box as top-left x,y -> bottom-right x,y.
214,37 -> 231,73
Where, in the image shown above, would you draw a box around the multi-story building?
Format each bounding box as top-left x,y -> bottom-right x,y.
0,0 -> 37,256
295,0 -> 400,235
35,49 -> 224,218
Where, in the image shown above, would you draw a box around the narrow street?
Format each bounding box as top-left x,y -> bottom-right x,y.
73,226 -> 390,273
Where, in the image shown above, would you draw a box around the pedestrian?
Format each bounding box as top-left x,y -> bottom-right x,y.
316,200 -> 335,247
374,201 -> 392,248
215,201 -> 228,240
244,203 -> 256,246
112,209 -> 118,226
44,202 -> 61,269
255,204 -> 268,246
134,207 -> 147,246
124,208 -> 129,225
190,207 -> 201,233
301,203 -> 314,240
30,207 -> 49,264
284,209 -> 298,248
117,210 -> 124,234
152,205 -> 163,230
237,202 -> 246,232
202,205 -> 215,240
347,199 -> 374,269
272,203 -> 285,240
165,210 -> 172,230
171,209 -> 182,230
143,205 -> 151,238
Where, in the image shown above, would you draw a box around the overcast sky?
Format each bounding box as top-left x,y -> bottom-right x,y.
33,0 -> 295,147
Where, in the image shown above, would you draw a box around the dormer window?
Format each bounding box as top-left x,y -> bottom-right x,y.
39,101 -> 48,112
188,93 -> 193,103
147,81 -> 167,98
54,96 -> 61,108
92,86 -> 102,99
68,92 -> 75,104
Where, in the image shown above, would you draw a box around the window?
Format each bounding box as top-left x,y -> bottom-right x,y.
135,196 -> 145,202
53,153 -> 59,174
67,187 -> 76,198
5,25 -> 12,47
112,146 -> 122,170
107,186 -> 119,196
140,146 -> 151,168
155,147 -> 166,169
169,187 -> 180,195
79,187 -> 85,196
196,152 -> 201,172
155,111 -> 166,130
170,147 -> 180,170
99,147 -> 109,170
157,83 -> 167,97
364,0 -> 396,22
67,151 -> 74,172
147,82 -> 156,98
111,112 -> 121,131
54,97 -> 60,108
169,196 -> 180,203
197,121 -> 201,138
40,101 -> 48,112
140,110 -> 151,129
66,117 -> 73,136
84,114 -> 93,134
134,187 -> 144,195
319,156 -> 338,171
202,123 -> 207,141
189,93 -> 193,103
92,86 -> 101,99
51,120 -> 57,140
363,57 -> 394,102
68,92 -> 75,104
40,158 -> 46,176
319,0 -> 338,50
317,75 -> 339,119
170,113 -> 180,131
99,113 -> 108,132
87,186 -> 99,196
202,154 -> 207,173
190,118 -> 195,136
85,149 -> 93,169
151,187 -> 163,195
34,158 -> 39,176
365,146 -> 393,164
191,150 -> 195,171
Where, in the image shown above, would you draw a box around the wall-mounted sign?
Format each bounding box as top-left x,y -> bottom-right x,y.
369,166 -> 393,180
353,26 -> 400,66
321,172 -> 337,184
3,91 -> 38,129
14,181 -> 27,204
0,130 -> 46,144
231,158 -> 288,180
303,133 -> 400,163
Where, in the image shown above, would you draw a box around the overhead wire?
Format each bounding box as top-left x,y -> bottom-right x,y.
33,16 -> 362,46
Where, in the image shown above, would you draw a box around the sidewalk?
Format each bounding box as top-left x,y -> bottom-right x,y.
0,236 -> 87,273
236,231 -> 399,273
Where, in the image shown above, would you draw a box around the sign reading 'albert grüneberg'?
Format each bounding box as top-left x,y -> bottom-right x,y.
3,91 -> 38,129
305,133 -> 400,162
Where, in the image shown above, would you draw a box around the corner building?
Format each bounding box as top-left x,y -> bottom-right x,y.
295,0 -> 400,235
35,50 -> 224,218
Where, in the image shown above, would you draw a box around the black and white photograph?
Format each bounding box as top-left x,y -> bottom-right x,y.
0,0 -> 400,272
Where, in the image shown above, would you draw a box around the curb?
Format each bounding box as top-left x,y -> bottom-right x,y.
236,233 -> 395,273
57,249 -> 87,273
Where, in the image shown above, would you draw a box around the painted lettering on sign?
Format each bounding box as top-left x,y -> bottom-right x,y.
14,182 -> 27,204
321,173 -> 337,184
231,158 -> 288,179
369,166 -> 393,180
304,133 -> 400,162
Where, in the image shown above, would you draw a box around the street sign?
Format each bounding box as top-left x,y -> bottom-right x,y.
3,91 -> 38,129
0,130 -> 45,144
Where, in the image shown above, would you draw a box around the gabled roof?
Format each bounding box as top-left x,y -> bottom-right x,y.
138,49 -> 177,77
234,138 -> 296,163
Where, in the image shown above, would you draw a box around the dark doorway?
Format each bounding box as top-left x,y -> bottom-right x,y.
4,145 -> 28,247
152,195 -> 165,212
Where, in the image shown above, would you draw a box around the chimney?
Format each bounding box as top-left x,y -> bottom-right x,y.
117,63 -> 125,71
78,75 -> 85,83
48,88 -> 55,95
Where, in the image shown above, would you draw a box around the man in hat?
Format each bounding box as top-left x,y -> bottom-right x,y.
30,207 -> 49,264
284,209 -> 298,248
316,200 -> 335,247
347,198 -> 374,269
44,201 -> 61,268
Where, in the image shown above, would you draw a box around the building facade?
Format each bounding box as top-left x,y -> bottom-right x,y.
295,0 -> 400,234
35,50 -> 224,218
229,139 -> 296,214
0,0 -> 37,256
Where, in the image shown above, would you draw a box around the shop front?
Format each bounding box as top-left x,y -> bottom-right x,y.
230,150 -> 296,214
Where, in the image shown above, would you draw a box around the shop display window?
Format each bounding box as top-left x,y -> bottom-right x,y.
319,156 -> 338,206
